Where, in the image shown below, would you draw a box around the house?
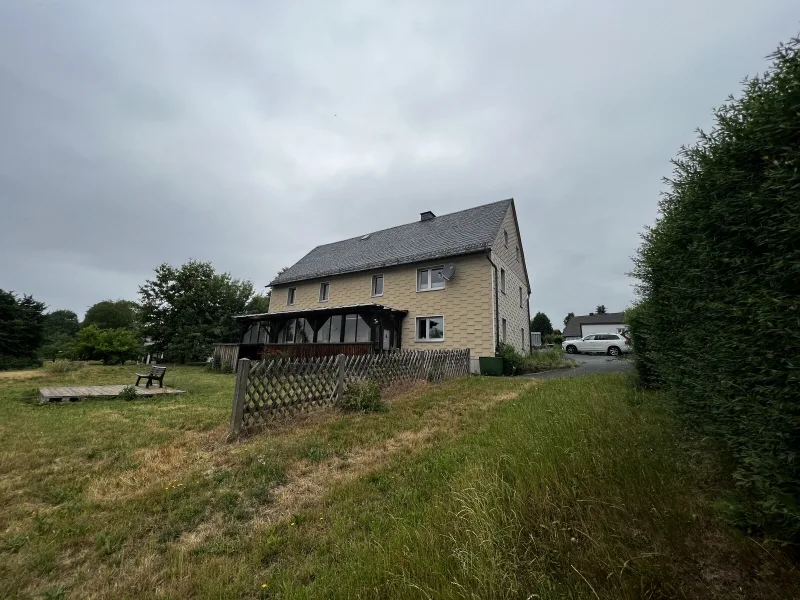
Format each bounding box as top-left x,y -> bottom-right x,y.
563,312 -> 626,340
228,199 -> 531,373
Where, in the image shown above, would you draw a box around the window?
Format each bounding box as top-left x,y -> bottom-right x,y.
287,287 -> 296,305
371,274 -> 384,297
343,314 -> 358,343
521,328 -> 526,349
278,319 -> 296,343
296,318 -> 313,343
500,269 -> 506,293
583,335 -> 595,341
330,314 -> 343,342
503,229 -> 508,247
317,314 -> 343,343
519,287 -> 524,308
342,314 -> 371,343
417,267 -> 445,291
502,318 -> 507,342
416,316 -> 444,341
319,282 -> 329,302
515,246 -> 520,261
356,315 -> 371,342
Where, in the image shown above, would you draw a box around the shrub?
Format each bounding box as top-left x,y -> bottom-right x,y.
117,385 -> 138,401
341,379 -> 383,412
630,37 -> 800,539
497,344 -> 573,375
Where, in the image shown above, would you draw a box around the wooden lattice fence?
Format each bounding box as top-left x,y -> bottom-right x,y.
230,348 -> 470,434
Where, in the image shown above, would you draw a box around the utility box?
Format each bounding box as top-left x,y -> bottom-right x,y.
479,357 -> 504,376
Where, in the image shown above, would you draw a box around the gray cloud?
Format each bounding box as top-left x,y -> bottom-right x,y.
1,0 -> 797,322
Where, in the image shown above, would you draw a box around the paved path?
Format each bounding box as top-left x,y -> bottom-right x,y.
523,353 -> 634,381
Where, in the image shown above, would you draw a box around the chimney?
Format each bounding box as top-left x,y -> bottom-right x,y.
420,211 -> 436,222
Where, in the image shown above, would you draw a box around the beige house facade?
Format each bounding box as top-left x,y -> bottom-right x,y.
233,199 -> 531,372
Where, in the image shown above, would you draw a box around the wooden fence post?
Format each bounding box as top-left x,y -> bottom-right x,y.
230,358 -> 251,436
335,354 -> 346,403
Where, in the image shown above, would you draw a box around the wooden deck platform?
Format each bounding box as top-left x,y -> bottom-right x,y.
39,385 -> 185,403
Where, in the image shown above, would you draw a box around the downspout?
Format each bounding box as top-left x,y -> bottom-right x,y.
485,250 -> 500,353
526,285 -> 532,354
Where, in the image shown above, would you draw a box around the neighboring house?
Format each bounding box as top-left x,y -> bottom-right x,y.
230,199 -> 531,373
563,312 -> 626,340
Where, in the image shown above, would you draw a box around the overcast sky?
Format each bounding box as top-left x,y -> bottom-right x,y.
1,1 -> 796,325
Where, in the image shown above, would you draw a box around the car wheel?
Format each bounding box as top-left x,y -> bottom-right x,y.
608,346 -> 620,357
565,345 -> 577,354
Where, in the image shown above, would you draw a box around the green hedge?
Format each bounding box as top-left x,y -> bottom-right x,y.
630,37 -> 800,540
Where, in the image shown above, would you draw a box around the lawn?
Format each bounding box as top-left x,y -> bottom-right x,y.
0,365 -> 797,599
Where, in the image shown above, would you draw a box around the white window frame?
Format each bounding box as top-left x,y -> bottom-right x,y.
371,274 -> 384,297
500,268 -> 506,294
415,315 -> 445,342
417,266 -> 446,292
318,281 -> 330,303
287,287 -> 296,306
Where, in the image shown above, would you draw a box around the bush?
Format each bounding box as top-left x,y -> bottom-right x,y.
496,343 -> 528,376
341,379 -> 383,412
42,360 -> 86,374
497,344 -> 573,375
630,37 -> 800,539
117,385 -> 138,401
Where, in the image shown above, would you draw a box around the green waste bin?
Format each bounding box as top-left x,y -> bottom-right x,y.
479,357 -> 504,376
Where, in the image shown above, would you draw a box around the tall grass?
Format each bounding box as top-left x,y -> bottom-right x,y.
263,374 -> 798,598
42,360 -> 86,373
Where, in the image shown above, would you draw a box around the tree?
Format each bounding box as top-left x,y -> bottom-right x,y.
244,293 -> 270,314
530,312 -> 553,336
595,305 -> 607,314
72,325 -> 142,364
83,300 -> 139,330
563,312 -> 575,327
0,289 -> 46,369
43,310 -> 80,339
139,260 -> 257,362
39,309 -> 80,361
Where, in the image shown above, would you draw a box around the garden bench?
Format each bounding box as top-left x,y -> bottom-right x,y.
135,365 -> 167,388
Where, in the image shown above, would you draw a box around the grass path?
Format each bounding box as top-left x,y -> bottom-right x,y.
0,365 -> 797,598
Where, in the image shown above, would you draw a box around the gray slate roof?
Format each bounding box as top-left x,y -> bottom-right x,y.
270,199 -> 513,286
563,312 -> 625,337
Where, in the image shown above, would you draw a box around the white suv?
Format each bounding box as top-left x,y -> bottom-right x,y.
562,333 -> 631,356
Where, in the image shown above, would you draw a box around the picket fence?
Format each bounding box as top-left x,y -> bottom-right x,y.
229,348 -> 470,435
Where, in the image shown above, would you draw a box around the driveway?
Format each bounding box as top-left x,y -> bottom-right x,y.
523,352 -> 634,380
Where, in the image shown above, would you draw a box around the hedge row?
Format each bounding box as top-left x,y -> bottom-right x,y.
630,37 -> 800,540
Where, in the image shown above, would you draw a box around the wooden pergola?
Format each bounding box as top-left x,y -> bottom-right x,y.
216,303 -> 407,363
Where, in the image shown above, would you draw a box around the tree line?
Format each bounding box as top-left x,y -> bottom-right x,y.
0,260 -> 270,370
